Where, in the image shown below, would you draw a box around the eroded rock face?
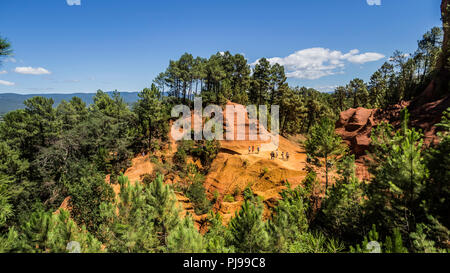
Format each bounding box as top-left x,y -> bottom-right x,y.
336,93 -> 450,159
335,107 -> 378,157
335,95 -> 449,182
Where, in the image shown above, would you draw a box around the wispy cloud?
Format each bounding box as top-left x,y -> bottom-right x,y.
367,0 -> 381,6
66,0 -> 81,6
15,66 -> 51,75
0,80 -> 15,86
4,57 -> 16,63
346,52 -> 386,64
253,48 -> 385,80
0,70 -> 7,75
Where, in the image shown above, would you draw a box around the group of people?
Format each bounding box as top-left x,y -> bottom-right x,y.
247,146 -> 290,161
270,150 -> 289,161
248,145 -> 260,154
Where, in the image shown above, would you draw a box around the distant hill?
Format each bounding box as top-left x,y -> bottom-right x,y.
0,92 -> 140,116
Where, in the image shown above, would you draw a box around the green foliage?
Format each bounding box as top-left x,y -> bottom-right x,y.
305,117 -> 344,189
302,170 -> 319,195
286,232 -> 345,253
0,209 -> 102,253
0,175 -> 13,228
99,174 -> 187,252
423,108 -> 450,228
173,144 -> 188,171
409,223 -> 443,253
0,36 -> 12,63
0,142 -> 30,227
350,225 -> 407,253
267,185 -> 309,252
223,195 -> 234,203
146,174 -> 181,247
318,155 -> 366,241
349,78 -> 369,108
64,165 -> 114,233
167,216 -> 204,253
186,178 -> 212,215
133,84 -> 169,152
190,140 -> 220,169
227,200 -> 269,253
332,27 -> 444,107
260,167 -> 269,177
99,174 -> 159,252
174,140 -> 220,173
366,110 -> 429,236
204,212 -> 234,253
305,118 -> 344,160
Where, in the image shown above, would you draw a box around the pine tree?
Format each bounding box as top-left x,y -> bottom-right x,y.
227,200 -> 269,253
0,174 -> 12,228
0,36 -> 12,64
146,174 -> 181,247
305,118 -> 345,190
250,58 -> 271,106
167,215 -> 204,253
424,108 -> 450,228
267,185 -> 309,252
319,155 -> 366,241
134,84 -> 169,152
204,212 -> 234,253
348,78 -> 369,108
99,174 -> 159,253
6,209 -> 103,253
366,110 -> 429,237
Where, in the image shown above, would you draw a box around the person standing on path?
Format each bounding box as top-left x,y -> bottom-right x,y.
252,146 -> 254,153
257,146 -> 260,154
281,152 -> 284,160
286,152 -> 289,161
248,146 -> 251,154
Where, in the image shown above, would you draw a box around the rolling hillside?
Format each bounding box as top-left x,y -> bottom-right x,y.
0,92 -> 140,116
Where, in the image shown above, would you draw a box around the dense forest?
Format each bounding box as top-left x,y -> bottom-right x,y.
0,3 -> 449,253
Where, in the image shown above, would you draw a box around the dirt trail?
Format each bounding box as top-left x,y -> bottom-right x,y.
206,135 -> 308,224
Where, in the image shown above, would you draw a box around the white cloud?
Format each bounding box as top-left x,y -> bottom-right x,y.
15,66 -> 51,75
4,57 -> 16,63
0,70 -> 7,74
253,48 -> 385,80
66,0 -> 81,6
346,52 -> 385,64
0,80 -> 15,86
367,0 -> 381,6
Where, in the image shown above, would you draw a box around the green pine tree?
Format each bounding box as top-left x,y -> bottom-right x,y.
305,118 -> 345,190
227,200 -> 269,253
167,215 -> 204,253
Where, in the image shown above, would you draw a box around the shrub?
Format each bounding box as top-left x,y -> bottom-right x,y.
260,167 -> 269,177
186,180 -> 212,215
224,195 -> 235,202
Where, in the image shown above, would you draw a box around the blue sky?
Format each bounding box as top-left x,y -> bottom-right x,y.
0,0 -> 443,94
